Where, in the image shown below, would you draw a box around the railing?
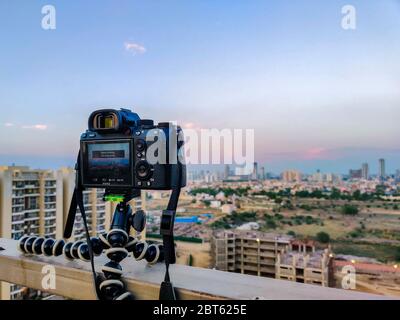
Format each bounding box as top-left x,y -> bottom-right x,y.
0,238 -> 393,300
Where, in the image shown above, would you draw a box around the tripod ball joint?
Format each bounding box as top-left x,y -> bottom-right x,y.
133,241 -> 164,265
63,237 -> 104,261
107,229 -> 129,247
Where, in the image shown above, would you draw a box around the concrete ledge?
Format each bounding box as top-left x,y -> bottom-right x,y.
0,238 -> 392,300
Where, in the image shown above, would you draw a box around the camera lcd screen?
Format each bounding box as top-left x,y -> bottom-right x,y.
82,140 -> 133,187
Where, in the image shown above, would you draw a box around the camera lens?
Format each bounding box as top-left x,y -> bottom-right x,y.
136,139 -> 146,152
135,161 -> 152,180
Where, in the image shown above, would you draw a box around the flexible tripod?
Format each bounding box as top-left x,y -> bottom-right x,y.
18,193 -> 166,300
18,148 -> 182,300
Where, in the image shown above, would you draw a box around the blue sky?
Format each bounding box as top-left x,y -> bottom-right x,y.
0,0 -> 399,174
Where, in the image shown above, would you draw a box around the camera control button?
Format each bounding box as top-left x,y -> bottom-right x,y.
89,133 -> 96,138
81,134 -> 87,138
135,161 -> 152,180
135,131 -> 141,136
146,181 -> 151,187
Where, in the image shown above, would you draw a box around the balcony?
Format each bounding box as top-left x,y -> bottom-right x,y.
1,238 -> 393,300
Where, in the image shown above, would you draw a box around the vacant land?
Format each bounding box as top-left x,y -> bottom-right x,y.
146,192 -> 400,263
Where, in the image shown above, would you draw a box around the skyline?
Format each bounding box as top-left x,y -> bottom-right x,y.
1,1 -> 400,173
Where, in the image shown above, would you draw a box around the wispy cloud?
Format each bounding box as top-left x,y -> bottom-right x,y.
21,124 -> 48,130
4,122 -> 48,130
124,41 -> 146,55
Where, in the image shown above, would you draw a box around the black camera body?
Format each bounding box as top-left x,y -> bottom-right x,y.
79,108 -> 186,191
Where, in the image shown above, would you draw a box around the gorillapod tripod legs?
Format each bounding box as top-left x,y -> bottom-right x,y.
96,201 -> 133,300
96,199 -> 164,300
18,192 -> 168,300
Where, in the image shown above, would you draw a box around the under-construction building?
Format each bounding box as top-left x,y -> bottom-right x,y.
211,231 -> 333,286
275,240 -> 333,287
211,230 -> 292,277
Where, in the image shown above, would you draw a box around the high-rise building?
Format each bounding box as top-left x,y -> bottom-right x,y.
0,166 -> 146,300
349,169 -> 362,179
260,167 -> 265,181
396,170 -> 400,180
224,164 -> 230,180
379,159 -> 386,179
312,169 -> 324,183
362,163 -> 369,180
0,166 -> 63,300
251,162 -> 258,180
282,170 -> 302,182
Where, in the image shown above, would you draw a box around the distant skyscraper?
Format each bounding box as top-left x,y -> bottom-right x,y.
224,164 -> 230,180
312,169 -> 323,182
349,169 -> 362,179
379,159 -> 386,178
282,170 -> 302,182
396,170 -> 400,182
251,162 -> 258,180
260,167 -> 265,180
362,163 -> 369,180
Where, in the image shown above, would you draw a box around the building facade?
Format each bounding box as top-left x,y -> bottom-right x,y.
282,170 -> 302,183
211,231 -> 333,287
275,240 -> 333,287
211,230 -> 291,277
0,166 -> 63,299
379,159 -> 386,179
0,166 -> 146,300
362,163 -> 369,180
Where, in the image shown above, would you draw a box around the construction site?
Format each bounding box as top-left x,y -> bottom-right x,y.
211,231 -> 333,286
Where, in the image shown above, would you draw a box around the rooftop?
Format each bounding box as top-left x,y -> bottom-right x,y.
0,238 -> 394,300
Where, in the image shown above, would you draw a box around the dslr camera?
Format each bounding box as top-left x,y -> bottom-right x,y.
80,108 -> 186,191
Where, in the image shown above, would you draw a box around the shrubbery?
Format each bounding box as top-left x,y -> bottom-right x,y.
316,231 -> 330,243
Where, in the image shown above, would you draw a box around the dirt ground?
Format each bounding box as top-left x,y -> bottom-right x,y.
175,241 -> 211,268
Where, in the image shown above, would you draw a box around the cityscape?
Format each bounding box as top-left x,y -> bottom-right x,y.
1,0 -> 400,305
1,156 -> 400,299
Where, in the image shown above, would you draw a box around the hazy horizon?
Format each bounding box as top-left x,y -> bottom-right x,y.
1,0 -> 399,173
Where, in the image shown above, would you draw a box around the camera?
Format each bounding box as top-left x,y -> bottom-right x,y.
79,108 -> 186,191
19,108 -> 187,300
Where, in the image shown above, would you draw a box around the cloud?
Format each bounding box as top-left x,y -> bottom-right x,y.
4,123 -> 14,127
22,124 -> 48,130
124,41 -> 146,55
302,148 -> 331,160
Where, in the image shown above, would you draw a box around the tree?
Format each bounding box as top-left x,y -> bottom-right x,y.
341,204 -> 359,215
266,219 -> 277,229
316,231 -> 330,243
395,247 -> 400,262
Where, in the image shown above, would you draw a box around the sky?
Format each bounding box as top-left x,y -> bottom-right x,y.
0,0 -> 399,174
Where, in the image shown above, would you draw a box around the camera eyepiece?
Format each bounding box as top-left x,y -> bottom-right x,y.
88,108 -> 140,133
